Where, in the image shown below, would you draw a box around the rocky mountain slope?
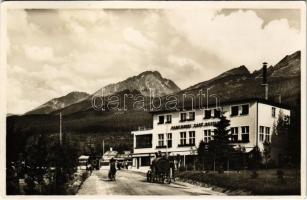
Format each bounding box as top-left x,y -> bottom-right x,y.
173,51 -> 301,108
26,92 -> 90,115
26,71 -> 180,115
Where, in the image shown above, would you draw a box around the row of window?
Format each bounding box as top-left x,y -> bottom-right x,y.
259,126 -> 271,142
179,131 -> 195,145
158,105 -> 279,125
137,123 -> 278,149
230,126 -> 250,143
158,115 -> 172,124
230,104 -> 249,116
204,126 -> 250,143
157,110 -> 220,125
157,131 -> 196,148
180,112 -> 195,122
157,105 -> 248,125
156,126 -> 250,148
158,133 -> 173,147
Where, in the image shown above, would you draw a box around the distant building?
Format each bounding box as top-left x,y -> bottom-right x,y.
102,148 -> 118,163
131,98 -> 290,168
78,155 -> 90,170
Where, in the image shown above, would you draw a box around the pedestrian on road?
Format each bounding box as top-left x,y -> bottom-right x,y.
108,158 -> 117,181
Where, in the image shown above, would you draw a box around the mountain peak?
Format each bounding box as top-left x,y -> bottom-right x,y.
252,50 -> 301,78
138,70 -> 161,77
185,65 -> 251,91
95,70 -> 180,97
272,51 -> 300,75
217,65 -> 250,79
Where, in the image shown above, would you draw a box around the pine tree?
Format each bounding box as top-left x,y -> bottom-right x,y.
197,140 -> 207,170
271,110 -> 290,167
207,113 -> 234,173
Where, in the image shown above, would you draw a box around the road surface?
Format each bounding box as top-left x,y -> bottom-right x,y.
77,168 -> 225,195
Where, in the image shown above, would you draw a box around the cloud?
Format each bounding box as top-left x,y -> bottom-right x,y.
165,9 -> 301,70
24,46 -> 55,62
123,27 -> 157,49
6,9 -> 302,114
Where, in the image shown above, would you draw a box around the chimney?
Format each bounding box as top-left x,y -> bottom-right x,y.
262,62 -> 267,84
262,62 -> 269,100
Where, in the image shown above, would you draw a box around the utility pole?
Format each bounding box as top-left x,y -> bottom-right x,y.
102,140 -> 105,156
59,112 -> 62,145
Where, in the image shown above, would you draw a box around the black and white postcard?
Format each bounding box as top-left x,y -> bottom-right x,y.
1,1 -> 306,198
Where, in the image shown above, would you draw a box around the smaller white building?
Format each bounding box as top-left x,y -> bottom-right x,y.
131,98 -> 290,168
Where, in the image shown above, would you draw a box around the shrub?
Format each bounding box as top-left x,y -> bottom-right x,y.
178,166 -> 186,172
250,170 -> 258,179
81,171 -> 89,182
276,170 -> 285,183
176,170 -> 300,195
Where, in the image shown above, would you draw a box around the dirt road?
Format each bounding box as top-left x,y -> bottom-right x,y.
77,168 -> 225,195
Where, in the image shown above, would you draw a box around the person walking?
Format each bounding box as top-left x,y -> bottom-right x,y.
108,158 -> 117,181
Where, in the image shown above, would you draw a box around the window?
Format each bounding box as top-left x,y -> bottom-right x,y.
214,109 -> 221,118
166,115 -> 172,123
259,126 -> 264,142
272,107 -> 276,118
167,133 -> 172,147
135,134 -> 152,148
241,104 -> 249,115
180,113 -> 187,122
180,132 -> 187,145
241,126 -> 249,143
204,110 -> 211,119
265,127 -> 270,142
158,134 -> 164,146
189,131 -> 195,145
231,106 -> 239,116
204,130 -> 211,143
231,127 -> 239,142
188,112 -> 195,121
158,116 -> 164,124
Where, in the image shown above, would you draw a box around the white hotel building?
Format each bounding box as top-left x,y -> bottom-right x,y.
131,98 -> 290,168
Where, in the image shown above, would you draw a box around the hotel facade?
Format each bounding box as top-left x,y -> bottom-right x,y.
131,98 -> 290,168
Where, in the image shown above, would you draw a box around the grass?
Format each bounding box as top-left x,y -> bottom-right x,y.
177,169 -> 300,195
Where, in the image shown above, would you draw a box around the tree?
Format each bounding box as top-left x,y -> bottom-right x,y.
249,146 -> 262,178
263,141 -> 271,169
207,113 -> 234,173
197,140 -> 208,170
47,142 -> 79,194
287,104 -> 300,167
271,110 -> 290,167
23,134 -> 50,194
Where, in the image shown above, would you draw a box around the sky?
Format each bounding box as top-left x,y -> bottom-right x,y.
7,8 -> 302,114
